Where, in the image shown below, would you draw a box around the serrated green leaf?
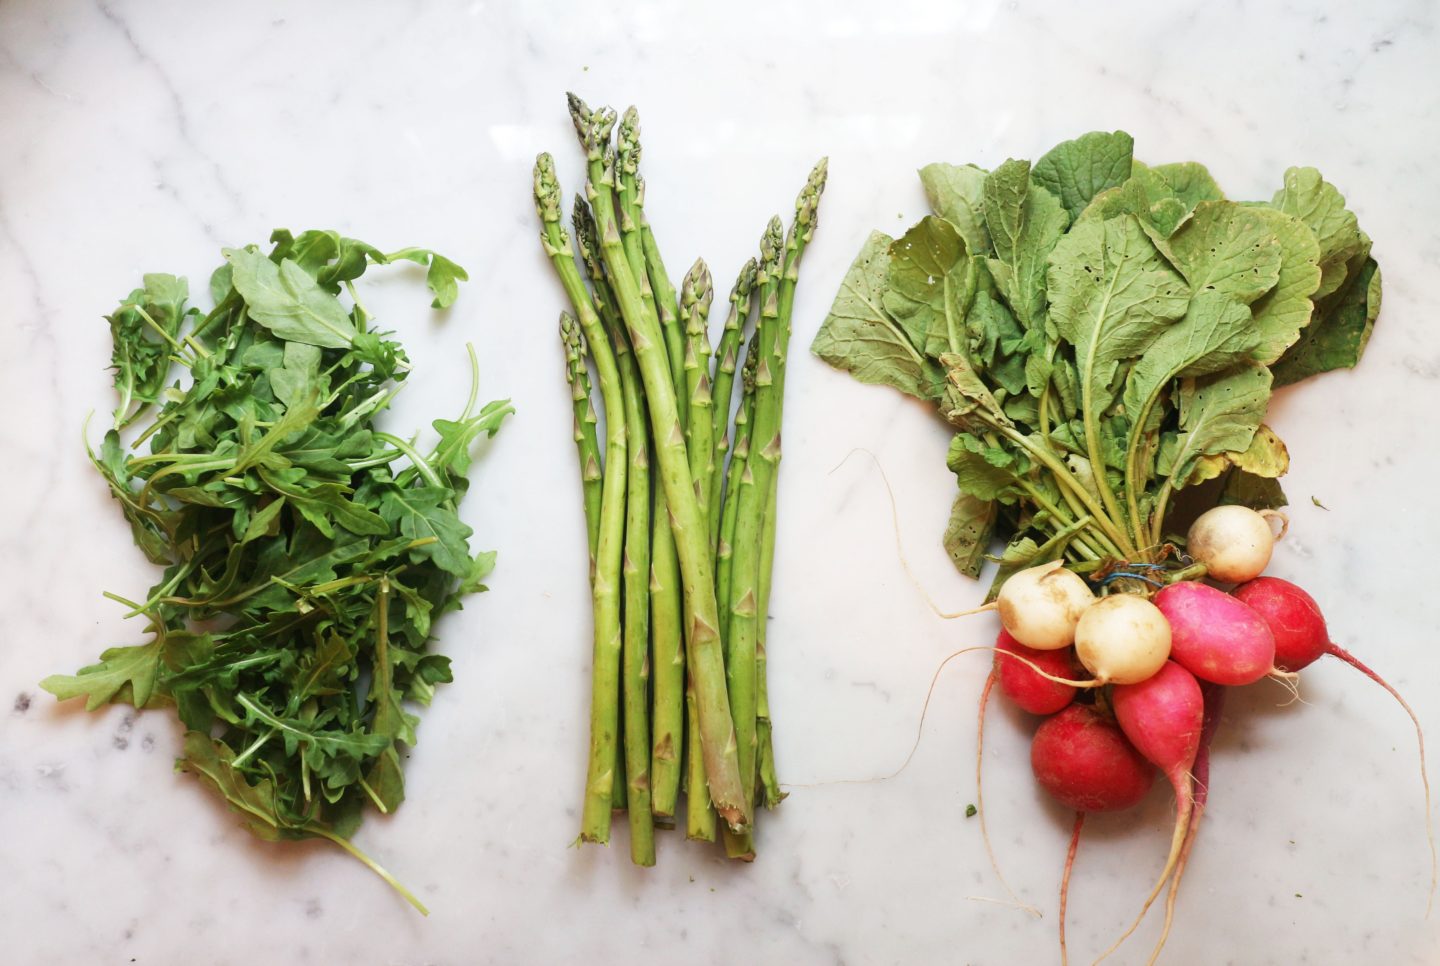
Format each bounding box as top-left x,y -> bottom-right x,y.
40,640 -> 163,711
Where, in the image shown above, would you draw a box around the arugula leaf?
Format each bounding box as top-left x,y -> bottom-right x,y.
386,247 -> 470,309
49,229 -> 511,903
40,640 -> 164,710
376,483 -> 476,577
225,247 -> 357,348
811,231 -> 944,401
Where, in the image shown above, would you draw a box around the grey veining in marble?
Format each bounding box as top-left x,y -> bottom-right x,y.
2,1 -> 1439,963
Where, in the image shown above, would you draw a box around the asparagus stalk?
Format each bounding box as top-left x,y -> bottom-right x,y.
681,260 -> 716,523
613,107 -> 686,822
722,221 -> 785,826
566,94 -> 748,830
756,475 -> 784,809
634,173 -> 686,427
709,258 -> 759,553
574,198 -> 655,862
754,161 -> 826,808
681,260 -> 721,844
535,154 -> 628,844
717,334 -> 759,648
560,315 -> 603,575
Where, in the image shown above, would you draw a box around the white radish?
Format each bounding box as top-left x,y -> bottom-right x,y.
996,561 -> 1095,651
1073,594 -> 1171,685
1186,505 -> 1287,584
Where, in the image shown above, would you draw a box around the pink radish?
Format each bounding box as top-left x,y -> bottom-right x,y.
1154,582 -> 1275,686
995,629 -> 1081,715
1102,660 -> 1205,962
1233,576 -> 1435,907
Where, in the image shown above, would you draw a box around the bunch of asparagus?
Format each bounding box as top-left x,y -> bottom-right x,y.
534,94 -> 826,864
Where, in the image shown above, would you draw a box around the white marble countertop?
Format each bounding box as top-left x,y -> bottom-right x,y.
3,1 -> 1438,963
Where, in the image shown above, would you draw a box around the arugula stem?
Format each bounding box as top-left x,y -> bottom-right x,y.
231,727 -> 276,768
373,433 -> 444,489
312,829 -> 429,917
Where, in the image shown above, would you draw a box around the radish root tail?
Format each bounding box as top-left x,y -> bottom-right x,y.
1328,641 -> 1437,915
830,448 -> 995,623
1093,779 -> 1194,964
976,671 -> 1042,919
1061,811 -> 1085,966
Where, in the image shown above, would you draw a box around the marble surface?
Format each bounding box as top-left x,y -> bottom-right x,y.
2,1 -> 1438,963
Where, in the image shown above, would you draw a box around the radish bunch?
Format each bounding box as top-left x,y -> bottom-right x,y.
981,505 -> 1432,964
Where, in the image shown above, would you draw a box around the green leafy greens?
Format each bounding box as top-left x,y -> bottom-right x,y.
43,229 -> 511,913
813,132 -> 1378,582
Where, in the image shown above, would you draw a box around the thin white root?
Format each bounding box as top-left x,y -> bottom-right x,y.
829,447 -> 992,623
977,671 -> 1043,919
1258,508 -> 1289,541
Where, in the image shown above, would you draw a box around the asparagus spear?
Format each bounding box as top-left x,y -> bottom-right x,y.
560,314 -> 603,576
574,198 -> 656,861
611,107 -> 686,822
717,333 -> 759,648
633,175 -> 686,427
754,160 -> 826,808
681,260 -> 716,522
722,220 -> 784,827
709,257 -> 759,553
535,154 -> 628,844
566,94 -> 748,830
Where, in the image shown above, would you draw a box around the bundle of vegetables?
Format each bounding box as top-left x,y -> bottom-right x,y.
535,94 -> 826,864
42,231 -> 510,914
813,132 -> 1426,960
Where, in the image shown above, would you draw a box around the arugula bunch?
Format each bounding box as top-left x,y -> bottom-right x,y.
43,230 -> 510,912
813,132 -> 1378,585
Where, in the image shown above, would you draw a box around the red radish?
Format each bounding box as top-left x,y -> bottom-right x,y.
1232,576 -> 1328,672
1032,703 -> 1154,965
1233,575 -> 1435,907
1154,582 -> 1275,686
995,629 -> 1081,715
1103,660 -> 1205,962
1031,703 -> 1155,813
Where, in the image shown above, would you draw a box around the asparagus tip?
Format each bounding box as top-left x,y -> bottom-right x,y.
533,154 -> 561,223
